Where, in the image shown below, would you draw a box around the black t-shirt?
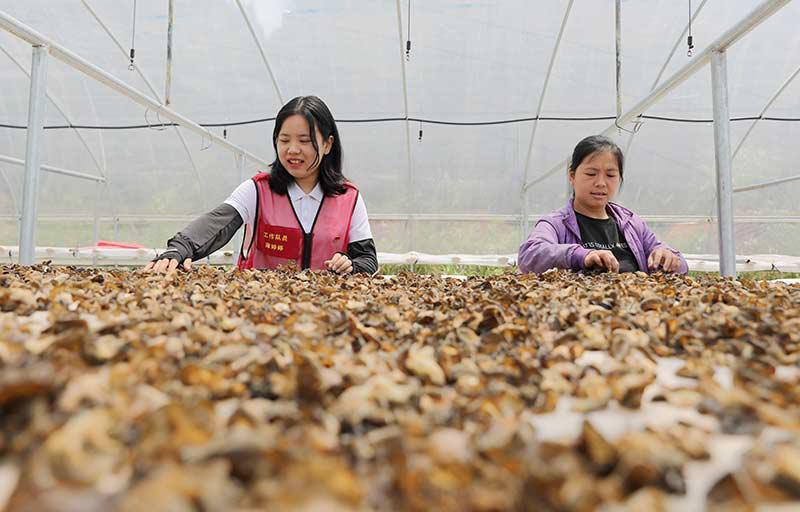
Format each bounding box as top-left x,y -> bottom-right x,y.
575,212 -> 639,273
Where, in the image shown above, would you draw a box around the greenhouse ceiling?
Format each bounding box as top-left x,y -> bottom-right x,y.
0,0 -> 798,261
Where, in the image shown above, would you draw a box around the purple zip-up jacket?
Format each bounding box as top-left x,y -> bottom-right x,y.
518,201 -> 688,274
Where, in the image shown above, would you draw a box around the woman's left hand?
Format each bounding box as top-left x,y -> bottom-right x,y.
325,253 -> 353,274
648,247 -> 682,273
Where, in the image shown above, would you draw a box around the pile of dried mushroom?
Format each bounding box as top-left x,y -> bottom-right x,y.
1,264 -> 799,511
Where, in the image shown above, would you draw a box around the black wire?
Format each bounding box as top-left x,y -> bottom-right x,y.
201,116 -> 276,127
411,115 -> 616,125
1,115 -> 799,131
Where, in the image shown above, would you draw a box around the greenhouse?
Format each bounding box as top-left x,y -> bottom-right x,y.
1,1 -> 800,511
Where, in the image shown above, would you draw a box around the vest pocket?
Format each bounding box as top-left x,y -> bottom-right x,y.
258,224 -> 303,260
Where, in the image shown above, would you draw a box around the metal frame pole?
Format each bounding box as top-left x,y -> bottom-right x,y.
394,0 -> 414,252
711,50 -> 736,277
19,44 -> 49,265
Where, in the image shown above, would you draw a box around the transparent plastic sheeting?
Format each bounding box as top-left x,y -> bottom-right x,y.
0,0 -> 798,256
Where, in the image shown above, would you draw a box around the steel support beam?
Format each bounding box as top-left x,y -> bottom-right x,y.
19,45 -> 48,265
733,173 -> 800,193
0,153 -> 105,182
523,0 -> 791,191
711,50 -> 736,277
0,9 -> 271,169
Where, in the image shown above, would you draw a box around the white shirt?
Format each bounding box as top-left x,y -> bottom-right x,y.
224,179 -> 373,244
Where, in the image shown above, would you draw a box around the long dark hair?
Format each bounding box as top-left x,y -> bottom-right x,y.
569,135 -> 625,184
268,96 -> 347,196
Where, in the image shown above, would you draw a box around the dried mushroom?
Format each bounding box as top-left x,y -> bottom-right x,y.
0,264 -> 798,511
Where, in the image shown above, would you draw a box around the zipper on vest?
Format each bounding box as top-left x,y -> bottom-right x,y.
300,195 -> 326,270
301,233 -> 312,270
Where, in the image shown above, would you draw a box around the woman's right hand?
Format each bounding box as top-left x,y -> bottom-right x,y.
584,250 -> 620,273
143,257 -> 192,273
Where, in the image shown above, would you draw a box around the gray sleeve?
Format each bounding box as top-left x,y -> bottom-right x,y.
160,203 -> 244,262
347,238 -> 378,275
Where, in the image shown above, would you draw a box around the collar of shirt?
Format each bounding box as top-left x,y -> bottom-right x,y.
288,181 -> 323,204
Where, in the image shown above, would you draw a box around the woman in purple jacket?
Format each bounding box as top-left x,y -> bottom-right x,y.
518,135 -> 688,274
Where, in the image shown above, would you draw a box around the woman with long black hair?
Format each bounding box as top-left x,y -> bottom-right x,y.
146,96 -> 378,274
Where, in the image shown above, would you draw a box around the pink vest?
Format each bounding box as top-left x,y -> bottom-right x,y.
237,173 -> 358,271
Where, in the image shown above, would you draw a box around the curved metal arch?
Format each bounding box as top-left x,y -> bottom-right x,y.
0,43 -> 106,179
234,0 -> 284,106
1,39 -> 111,247
80,0 -> 208,207
732,61 -> 800,161
519,0 -> 575,237
523,0 -> 791,192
